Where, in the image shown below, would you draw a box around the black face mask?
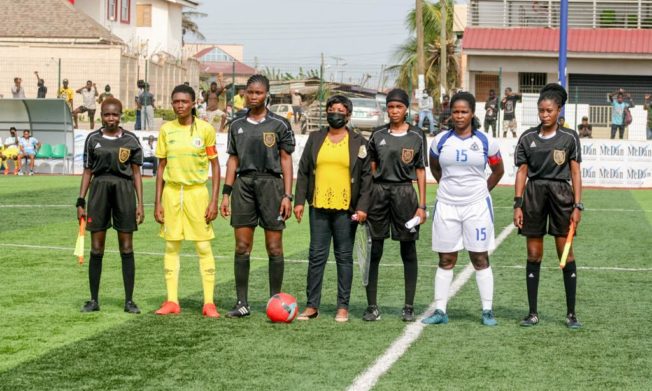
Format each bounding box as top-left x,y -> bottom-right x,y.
327,113 -> 347,129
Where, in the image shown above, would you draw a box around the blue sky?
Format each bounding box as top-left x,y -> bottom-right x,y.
191,0 -> 466,86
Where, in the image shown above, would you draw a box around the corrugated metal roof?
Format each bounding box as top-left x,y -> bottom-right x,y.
463,28 -> 652,54
201,61 -> 256,76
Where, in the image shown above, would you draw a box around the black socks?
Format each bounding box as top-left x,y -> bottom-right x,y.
269,255 -> 284,296
526,261 -> 541,314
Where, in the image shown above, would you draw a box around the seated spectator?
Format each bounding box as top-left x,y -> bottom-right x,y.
143,135 -> 157,176
577,116 -> 592,138
18,130 -> 40,176
3,127 -> 21,175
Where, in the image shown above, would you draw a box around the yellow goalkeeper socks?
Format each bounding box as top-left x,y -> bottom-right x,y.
195,241 -> 215,305
163,240 -> 181,304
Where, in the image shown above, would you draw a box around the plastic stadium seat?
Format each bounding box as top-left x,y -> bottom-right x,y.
51,144 -> 67,159
36,144 -> 53,159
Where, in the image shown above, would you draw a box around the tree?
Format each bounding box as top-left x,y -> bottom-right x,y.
388,1 -> 460,97
182,11 -> 207,45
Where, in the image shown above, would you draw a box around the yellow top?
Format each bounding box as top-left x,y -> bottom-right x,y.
233,94 -> 246,111
156,118 -> 217,185
58,87 -> 74,103
313,133 -> 350,210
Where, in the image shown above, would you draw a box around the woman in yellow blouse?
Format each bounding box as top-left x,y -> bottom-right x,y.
293,95 -> 372,322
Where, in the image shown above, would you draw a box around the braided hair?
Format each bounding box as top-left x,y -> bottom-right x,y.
246,74 -> 270,92
537,83 -> 567,108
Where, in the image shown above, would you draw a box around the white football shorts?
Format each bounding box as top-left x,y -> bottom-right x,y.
432,196 -> 495,253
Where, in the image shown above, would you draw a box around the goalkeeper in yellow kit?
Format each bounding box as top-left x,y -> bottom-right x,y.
154,84 -> 221,318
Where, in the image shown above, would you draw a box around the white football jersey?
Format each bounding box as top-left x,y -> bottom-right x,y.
430,130 -> 501,205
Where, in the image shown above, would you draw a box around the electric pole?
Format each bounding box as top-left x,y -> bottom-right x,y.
416,0 -> 425,93
440,0 -> 447,98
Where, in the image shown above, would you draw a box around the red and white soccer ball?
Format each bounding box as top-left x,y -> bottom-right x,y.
266,293 -> 298,323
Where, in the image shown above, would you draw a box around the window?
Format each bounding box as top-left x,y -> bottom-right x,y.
136,4 -> 152,27
201,48 -> 234,62
519,72 -> 547,94
107,0 -> 117,21
120,0 -> 130,23
474,74 -> 499,102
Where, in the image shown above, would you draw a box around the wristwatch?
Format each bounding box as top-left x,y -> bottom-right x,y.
283,193 -> 294,202
573,202 -> 584,211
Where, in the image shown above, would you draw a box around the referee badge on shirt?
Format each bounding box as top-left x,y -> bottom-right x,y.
401,148 -> 414,164
118,147 -> 131,163
263,132 -> 276,148
358,145 -> 367,159
553,149 -> 566,166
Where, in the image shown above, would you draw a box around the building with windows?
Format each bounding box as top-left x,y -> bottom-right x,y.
1,0 -> 200,112
460,0 -> 652,139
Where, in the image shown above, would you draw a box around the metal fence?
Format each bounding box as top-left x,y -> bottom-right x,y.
468,0 -> 652,29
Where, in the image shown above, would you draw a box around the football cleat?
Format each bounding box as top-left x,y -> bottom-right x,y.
520,313 -> 539,327
202,303 -> 220,319
81,299 -> 100,312
481,310 -> 497,326
362,305 -> 381,321
421,309 -> 448,325
124,301 -> 141,314
226,301 -> 250,318
155,301 -> 180,315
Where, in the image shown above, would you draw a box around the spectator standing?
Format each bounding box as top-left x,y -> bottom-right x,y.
607,91 -> 633,139
73,81 -> 99,129
139,83 -> 156,131
645,95 -> 652,140
134,80 -> 145,130
34,72 -> 47,98
484,89 -> 499,137
18,130 -> 40,176
98,85 -> 113,105
418,90 -> 435,135
11,77 -> 25,99
203,79 -> 226,130
3,127 -> 21,175
291,90 -> 303,124
58,79 -> 75,112
577,116 -> 592,138
501,87 -> 522,138
438,94 -> 451,133
233,88 -> 246,113
142,135 -> 157,176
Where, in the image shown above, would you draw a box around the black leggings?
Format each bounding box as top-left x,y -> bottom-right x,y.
366,239 -> 418,306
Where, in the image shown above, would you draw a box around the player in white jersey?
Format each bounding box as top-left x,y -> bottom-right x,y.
422,91 -> 504,326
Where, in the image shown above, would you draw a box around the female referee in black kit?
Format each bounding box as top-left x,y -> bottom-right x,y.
220,74 -> 295,318
363,88 -> 427,322
77,97 -> 144,314
513,83 -> 583,329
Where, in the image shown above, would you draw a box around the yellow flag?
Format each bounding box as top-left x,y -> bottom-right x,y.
74,218 -> 86,265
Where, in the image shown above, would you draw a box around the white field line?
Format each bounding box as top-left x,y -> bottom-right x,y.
0,242 -> 649,272
0,204 -> 650,213
345,224 -> 515,391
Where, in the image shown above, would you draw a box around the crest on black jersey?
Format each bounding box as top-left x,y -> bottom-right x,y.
401,148 -> 414,164
263,132 -> 276,148
119,147 -> 131,163
553,149 -> 566,166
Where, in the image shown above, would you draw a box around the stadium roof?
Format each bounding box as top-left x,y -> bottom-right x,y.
463,28 -> 652,55
0,0 -> 123,44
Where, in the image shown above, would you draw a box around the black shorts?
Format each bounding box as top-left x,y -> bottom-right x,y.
367,182 -> 419,241
230,173 -> 285,230
77,106 -> 96,116
520,179 -> 573,237
87,175 -> 137,232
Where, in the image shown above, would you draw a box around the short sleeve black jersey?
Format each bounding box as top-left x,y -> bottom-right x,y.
83,128 -> 143,178
368,125 -> 426,182
227,111 -> 295,175
515,126 -> 581,180
502,95 -> 521,120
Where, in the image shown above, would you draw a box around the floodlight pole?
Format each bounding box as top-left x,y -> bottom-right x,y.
559,0 -> 569,115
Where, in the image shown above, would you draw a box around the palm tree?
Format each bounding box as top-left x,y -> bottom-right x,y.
182,11 -> 207,45
388,1 -> 459,97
